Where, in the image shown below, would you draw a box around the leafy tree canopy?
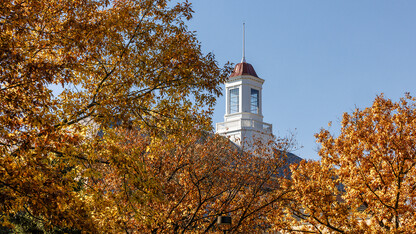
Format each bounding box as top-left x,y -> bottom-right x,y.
277,94 -> 416,233
1,0 -> 232,231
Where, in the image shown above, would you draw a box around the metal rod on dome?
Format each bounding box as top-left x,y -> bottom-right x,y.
241,23 -> 246,63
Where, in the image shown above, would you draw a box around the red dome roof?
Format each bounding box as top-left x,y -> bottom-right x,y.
229,62 -> 258,78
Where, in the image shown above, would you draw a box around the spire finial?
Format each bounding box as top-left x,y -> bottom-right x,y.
241,23 -> 246,63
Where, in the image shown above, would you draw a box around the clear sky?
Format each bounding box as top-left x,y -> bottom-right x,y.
187,0 -> 416,160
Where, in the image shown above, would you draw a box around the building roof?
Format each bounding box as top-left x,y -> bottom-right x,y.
229,62 -> 259,78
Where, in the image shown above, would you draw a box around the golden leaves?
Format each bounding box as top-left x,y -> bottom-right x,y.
284,94 -> 416,233
1,0 -> 231,231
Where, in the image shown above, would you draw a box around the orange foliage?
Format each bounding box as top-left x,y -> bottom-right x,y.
1,0 -> 231,231
82,127 -> 294,233
1,0 -> 298,232
277,94 -> 416,233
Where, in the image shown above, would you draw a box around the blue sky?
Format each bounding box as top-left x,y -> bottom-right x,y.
187,0 -> 416,160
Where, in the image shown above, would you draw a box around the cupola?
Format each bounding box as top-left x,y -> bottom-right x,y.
216,24 -> 273,147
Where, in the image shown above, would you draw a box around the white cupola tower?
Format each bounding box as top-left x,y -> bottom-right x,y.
216,24 -> 273,147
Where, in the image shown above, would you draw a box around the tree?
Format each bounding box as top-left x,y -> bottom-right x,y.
84,126 -> 295,233
1,0 -> 231,231
1,0 -> 302,232
276,94 -> 416,233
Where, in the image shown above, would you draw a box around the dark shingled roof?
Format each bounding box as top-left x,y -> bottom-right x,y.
229,62 -> 258,78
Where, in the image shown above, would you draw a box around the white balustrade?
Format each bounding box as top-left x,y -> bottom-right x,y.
216,119 -> 272,134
